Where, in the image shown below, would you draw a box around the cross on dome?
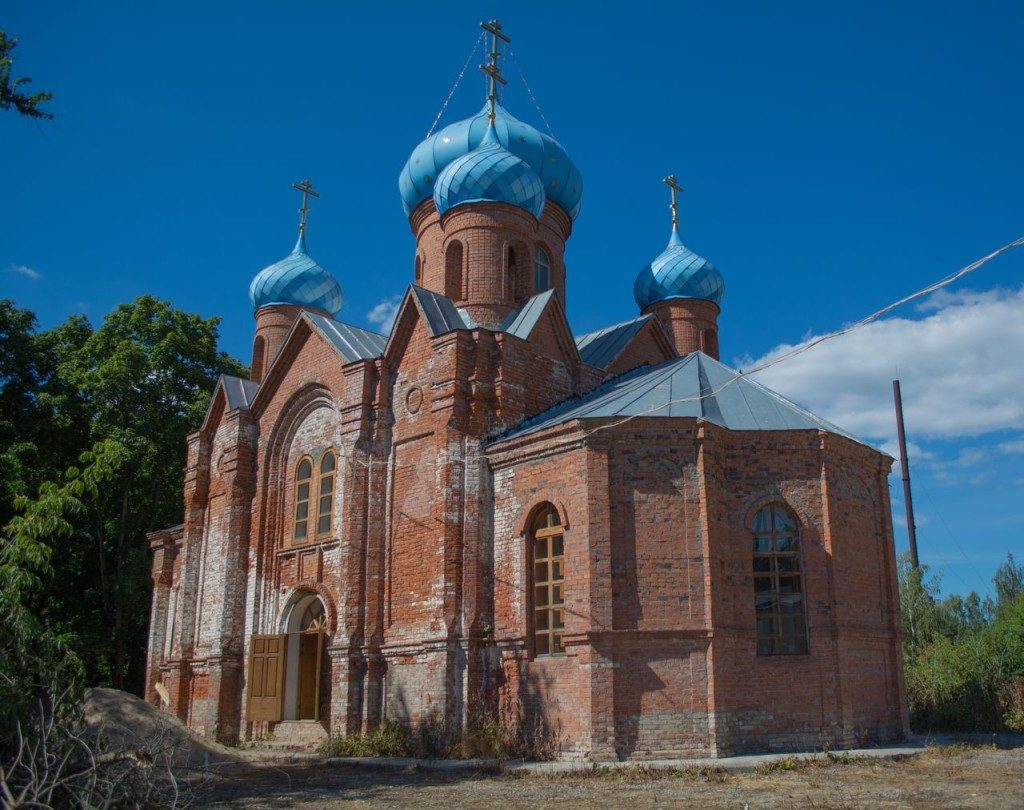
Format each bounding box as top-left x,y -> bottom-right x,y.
292,179 -> 319,236
664,174 -> 683,229
479,19 -> 510,122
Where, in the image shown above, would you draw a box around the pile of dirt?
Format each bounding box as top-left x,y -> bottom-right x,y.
82,687 -> 239,767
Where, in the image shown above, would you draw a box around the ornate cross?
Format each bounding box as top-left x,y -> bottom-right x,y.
479,19 -> 510,121
292,179 -> 320,234
664,174 -> 684,227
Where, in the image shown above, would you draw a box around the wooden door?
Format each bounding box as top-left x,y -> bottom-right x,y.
297,631 -> 323,720
247,635 -> 286,722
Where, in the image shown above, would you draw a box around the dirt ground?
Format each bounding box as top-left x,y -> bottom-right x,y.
199,744 -> 1024,809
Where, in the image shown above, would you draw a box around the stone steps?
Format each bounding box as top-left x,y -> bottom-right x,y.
259,720 -> 329,751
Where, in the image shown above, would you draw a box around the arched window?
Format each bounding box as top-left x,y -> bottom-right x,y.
317,451 -> 336,537
534,245 -> 551,293
752,503 -> 808,655
505,245 -> 517,300
445,241 -> 463,299
530,505 -> 565,656
298,597 -> 326,631
293,457 -> 313,542
415,254 -> 423,285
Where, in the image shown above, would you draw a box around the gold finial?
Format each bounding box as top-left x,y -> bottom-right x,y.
479,19 -> 510,123
292,179 -> 319,235
663,174 -> 684,228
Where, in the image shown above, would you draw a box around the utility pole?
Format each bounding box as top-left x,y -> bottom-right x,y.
892,379 -> 920,569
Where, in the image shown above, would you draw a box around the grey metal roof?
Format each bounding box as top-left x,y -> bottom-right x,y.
410,285 -> 473,336
492,352 -> 858,444
574,314 -> 653,368
222,375 -> 259,410
305,312 -> 387,361
500,289 -> 555,339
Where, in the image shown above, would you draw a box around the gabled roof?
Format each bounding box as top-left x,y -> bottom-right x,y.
408,285 -> 474,337
499,289 -> 556,339
491,352 -> 858,444
222,375 -> 259,410
305,312 -> 387,362
574,314 -> 654,368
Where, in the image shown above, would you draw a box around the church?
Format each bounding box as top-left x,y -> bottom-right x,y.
144,21 -> 907,759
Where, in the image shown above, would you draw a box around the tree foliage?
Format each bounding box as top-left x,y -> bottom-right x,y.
0,296 -> 245,699
899,552 -> 1024,732
0,31 -> 52,119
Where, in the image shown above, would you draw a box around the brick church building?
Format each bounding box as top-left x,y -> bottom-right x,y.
144,22 -> 907,759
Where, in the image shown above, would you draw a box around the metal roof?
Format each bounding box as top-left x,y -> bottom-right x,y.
634,225 -> 724,310
500,289 -> 555,339
305,312 -> 387,361
492,352 -> 858,444
248,232 -> 343,316
575,314 -> 653,368
409,285 -> 473,336
221,375 -> 259,410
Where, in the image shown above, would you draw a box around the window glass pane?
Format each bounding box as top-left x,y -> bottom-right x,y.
781,616 -> 804,636
552,584 -> 563,605
534,609 -> 549,630
320,476 -> 333,495
753,557 -> 771,573
297,483 -> 309,501
295,520 -> 307,540
778,593 -> 803,613
551,535 -> 563,557
777,576 -> 801,594
552,609 -> 564,630
752,535 -> 772,553
297,459 -> 312,480
776,556 -> 797,573
534,538 -> 548,560
754,595 -> 774,613
754,576 -> 773,593
317,515 -> 330,535
551,560 -> 563,580
535,633 -> 550,656
752,507 -> 772,533
552,634 -> 564,654
546,510 -> 558,528
534,561 -> 548,583
320,453 -> 335,473
776,535 -> 798,552
756,617 -> 776,636
779,636 -> 807,654
535,586 -> 548,607
773,506 -> 797,532
757,637 -> 775,655
296,502 -> 308,521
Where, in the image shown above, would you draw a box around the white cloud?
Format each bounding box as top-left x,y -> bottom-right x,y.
5,264 -> 41,280
739,285 -> 1024,443
999,437 -> 1024,455
366,295 -> 402,334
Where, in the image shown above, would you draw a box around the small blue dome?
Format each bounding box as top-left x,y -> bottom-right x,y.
249,233 -> 343,316
634,227 -> 725,310
433,124 -> 545,219
399,103 -> 582,220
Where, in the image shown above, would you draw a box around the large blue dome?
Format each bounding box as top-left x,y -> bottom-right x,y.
249,233 -> 343,316
433,124 -> 545,219
399,103 -> 582,220
634,227 -> 725,310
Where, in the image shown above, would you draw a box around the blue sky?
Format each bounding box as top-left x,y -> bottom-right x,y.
3,1 -> 1022,597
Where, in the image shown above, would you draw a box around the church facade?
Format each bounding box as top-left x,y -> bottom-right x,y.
144,23 -> 907,760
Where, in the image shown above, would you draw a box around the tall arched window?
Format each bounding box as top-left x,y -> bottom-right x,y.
505,245 -> 517,300
752,503 -> 808,655
414,255 -> 423,285
531,505 -> 565,656
251,335 -> 266,382
445,241 -> 463,299
534,245 -> 551,293
317,451 -> 336,537
293,457 -> 313,542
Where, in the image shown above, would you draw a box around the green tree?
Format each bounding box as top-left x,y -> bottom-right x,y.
993,552 -> 1024,611
0,30 -> 52,119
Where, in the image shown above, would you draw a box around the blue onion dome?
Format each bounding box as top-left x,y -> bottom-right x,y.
248,232 -> 343,316
400,103 -> 582,220
433,123 -> 545,219
633,225 -> 725,310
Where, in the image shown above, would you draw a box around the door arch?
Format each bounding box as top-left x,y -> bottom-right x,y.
281,592 -> 327,721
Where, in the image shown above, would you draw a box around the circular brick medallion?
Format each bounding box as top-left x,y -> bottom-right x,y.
406,386 -> 423,414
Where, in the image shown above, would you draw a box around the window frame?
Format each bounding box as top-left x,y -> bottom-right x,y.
533,245 -> 551,294
316,451 -> 336,538
293,456 -> 314,544
751,503 -> 809,656
529,505 -> 566,658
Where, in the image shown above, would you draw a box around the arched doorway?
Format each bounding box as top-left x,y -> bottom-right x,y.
282,592 -> 327,722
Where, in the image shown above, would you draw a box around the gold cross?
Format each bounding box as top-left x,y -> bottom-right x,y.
292,179 -> 320,234
479,19 -> 510,121
664,174 -> 684,227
